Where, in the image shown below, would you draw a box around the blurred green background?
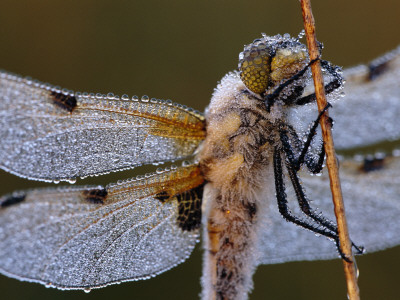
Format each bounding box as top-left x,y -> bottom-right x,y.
1,0 -> 400,299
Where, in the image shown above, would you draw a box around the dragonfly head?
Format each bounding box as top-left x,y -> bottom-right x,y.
238,33 -> 309,97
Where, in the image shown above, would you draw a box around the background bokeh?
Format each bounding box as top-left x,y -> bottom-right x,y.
1,0 -> 400,299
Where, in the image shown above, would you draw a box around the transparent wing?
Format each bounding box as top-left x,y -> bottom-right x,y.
256,156 -> 400,264
0,163 -> 204,289
332,45 -> 400,149
290,45 -> 400,150
0,71 -> 205,182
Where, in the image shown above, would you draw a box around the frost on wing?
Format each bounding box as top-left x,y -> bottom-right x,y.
331,45 -> 400,149
256,156 -> 400,265
0,164 -> 203,289
0,71 -> 206,182
289,45 -> 400,150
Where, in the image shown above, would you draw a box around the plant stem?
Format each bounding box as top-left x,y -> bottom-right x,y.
299,1 -> 360,299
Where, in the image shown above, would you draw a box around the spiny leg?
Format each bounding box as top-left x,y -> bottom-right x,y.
278,123 -> 364,256
280,127 -> 325,173
297,104 -> 330,169
294,59 -> 343,106
272,148 -> 353,260
264,57 -> 343,111
264,58 -> 319,111
287,160 -> 364,255
285,159 -> 338,234
281,104 -> 331,173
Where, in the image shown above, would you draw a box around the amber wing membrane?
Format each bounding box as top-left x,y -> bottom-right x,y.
0,163 -> 204,289
0,71 -> 206,182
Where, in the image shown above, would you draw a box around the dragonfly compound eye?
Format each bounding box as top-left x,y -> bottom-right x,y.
270,46 -> 309,85
238,40 -> 272,94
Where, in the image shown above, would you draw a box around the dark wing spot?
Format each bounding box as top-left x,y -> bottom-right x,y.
82,188 -> 108,204
176,183 -> 204,231
1,192 -> 26,208
154,191 -> 171,202
361,156 -> 385,172
368,60 -> 390,81
49,91 -> 77,112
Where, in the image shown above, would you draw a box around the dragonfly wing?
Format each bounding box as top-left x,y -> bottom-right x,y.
0,71 -> 205,182
0,163 -> 204,289
332,45 -> 400,149
256,156 -> 400,264
289,45 -> 400,150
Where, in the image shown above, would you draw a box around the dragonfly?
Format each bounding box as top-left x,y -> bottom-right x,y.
0,33 -> 399,299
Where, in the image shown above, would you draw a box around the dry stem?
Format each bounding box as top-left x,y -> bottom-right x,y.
299,0 -> 360,299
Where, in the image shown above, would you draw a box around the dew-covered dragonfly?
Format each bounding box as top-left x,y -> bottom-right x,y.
0,33 -> 400,300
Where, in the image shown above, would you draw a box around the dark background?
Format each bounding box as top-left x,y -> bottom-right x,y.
1,0 -> 400,299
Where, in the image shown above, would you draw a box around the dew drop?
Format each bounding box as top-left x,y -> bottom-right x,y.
68,178 -> 77,184
84,288 -> 91,293
25,77 -> 33,85
392,149 -> 400,157
53,180 -> 60,184
156,168 -> 163,174
353,154 -> 364,162
353,257 -> 360,279
141,95 -> 149,102
107,93 -> 115,99
132,95 -> 139,101
297,29 -> 305,40
181,161 -> 191,167
121,94 -> 129,100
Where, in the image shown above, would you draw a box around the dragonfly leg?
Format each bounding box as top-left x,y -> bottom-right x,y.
279,103 -> 330,173
294,59 -> 343,106
264,57 -> 319,112
272,148 -> 352,261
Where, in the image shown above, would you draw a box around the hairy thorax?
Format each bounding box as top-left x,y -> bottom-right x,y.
199,73 -> 281,197
198,72 -> 284,300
